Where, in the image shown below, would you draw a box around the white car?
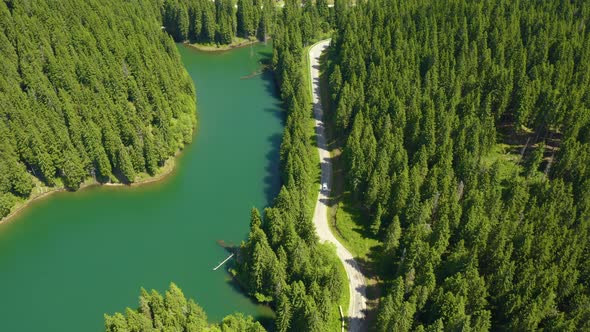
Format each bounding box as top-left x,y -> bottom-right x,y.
321,183 -> 328,192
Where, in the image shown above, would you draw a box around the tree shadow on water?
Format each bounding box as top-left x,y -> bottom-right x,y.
257,50 -> 273,63
259,71 -> 280,101
262,107 -> 284,124
263,133 -> 283,205
258,70 -> 285,126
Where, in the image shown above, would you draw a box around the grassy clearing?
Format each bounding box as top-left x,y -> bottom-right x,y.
331,193 -> 380,260
480,143 -> 523,182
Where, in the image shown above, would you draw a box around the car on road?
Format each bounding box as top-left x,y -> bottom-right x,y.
321,183 -> 328,192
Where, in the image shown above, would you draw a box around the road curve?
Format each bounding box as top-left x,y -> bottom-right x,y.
309,39 -> 368,331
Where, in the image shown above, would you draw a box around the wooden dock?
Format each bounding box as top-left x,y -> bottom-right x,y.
213,253 -> 234,271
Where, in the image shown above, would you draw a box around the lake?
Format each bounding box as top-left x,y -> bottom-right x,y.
0,42 -> 281,331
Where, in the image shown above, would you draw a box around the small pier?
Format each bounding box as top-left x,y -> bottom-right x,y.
212,253 -> 235,271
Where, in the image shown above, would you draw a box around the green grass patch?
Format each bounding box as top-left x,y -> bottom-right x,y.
330,194 -> 380,260
480,143 -> 523,181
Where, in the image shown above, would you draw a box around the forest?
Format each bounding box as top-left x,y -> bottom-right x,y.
161,0 -> 276,44
161,0 -> 331,46
234,1 -> 343,331
325,0 -> 590,330
0,0 -> 196,220
104,283 -> 265,332
5,0 -> 588,330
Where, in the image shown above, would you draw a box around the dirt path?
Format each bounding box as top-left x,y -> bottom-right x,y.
309,39 -> 368,332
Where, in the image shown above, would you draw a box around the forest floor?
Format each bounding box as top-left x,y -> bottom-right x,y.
478,120 -> 563,186
495,121 -> 562,175
0,157 -> 177,225
309,39 -> 369,332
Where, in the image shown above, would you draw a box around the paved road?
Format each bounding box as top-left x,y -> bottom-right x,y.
309,40 -> 368,332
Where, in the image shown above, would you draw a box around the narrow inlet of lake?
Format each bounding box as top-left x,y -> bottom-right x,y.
0,42 -> 282,331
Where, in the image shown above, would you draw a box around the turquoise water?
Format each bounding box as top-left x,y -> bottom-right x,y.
0,42 -> 281,331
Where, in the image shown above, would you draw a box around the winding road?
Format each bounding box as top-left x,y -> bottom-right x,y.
309,40 -> 368,331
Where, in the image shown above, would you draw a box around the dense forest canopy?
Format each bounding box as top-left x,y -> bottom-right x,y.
326,0 -> 590,330
161,0 -> 330,46
0,0 -> 196,219
104,283 -> 266,332
162,0 -> 278,44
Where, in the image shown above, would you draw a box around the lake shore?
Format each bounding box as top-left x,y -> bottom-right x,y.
0,157 -> 177,226
186,37 -> 267,52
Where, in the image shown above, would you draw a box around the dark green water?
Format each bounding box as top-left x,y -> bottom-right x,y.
0,43 -> 281,331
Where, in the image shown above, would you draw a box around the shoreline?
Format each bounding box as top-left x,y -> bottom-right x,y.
185,37 -> 268,53
0,156 -> 177,226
